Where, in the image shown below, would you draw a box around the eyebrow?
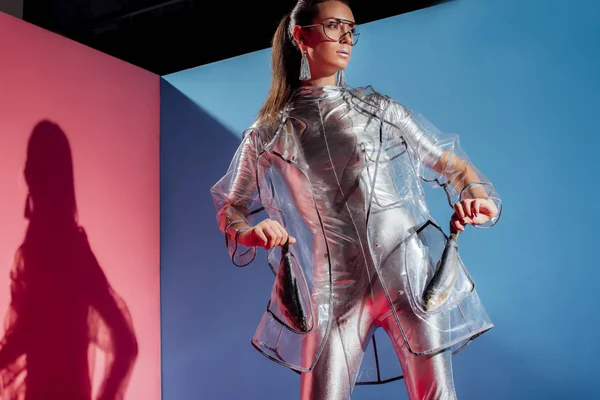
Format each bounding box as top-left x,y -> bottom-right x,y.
324,17 -> 356,24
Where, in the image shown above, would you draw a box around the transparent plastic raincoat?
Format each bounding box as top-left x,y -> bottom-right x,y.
210,85 -> 501,384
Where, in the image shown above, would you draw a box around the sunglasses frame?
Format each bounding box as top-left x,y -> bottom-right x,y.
301,17 -> 361,46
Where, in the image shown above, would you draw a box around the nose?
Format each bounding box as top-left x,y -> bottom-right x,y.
338,31 -> 352,45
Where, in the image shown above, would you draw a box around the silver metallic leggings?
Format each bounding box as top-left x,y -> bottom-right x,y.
300,295 -> 456,399
299,243 -> 457,400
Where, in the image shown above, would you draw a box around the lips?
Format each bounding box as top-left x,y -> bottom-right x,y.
337,49 -> 350,58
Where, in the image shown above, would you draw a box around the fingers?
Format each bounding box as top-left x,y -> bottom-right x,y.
471,199 -> 480,218
270,221 -> 288,247
255,219 -> 296,249
454,201 -> 466,221
271,220 -> 297,246
262,224 -> 280,249
453,198 -> 498,227
455,200 -> 474,226
252,226 -> 269,247
451,213 -> 465,232
478,198 -> 498,218
455,198 -> 493,225
452,220 -> 465,232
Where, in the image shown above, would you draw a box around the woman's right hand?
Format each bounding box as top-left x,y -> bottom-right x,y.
237,219 -> 296,250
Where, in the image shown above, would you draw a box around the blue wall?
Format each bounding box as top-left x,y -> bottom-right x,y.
160,0 -> 600,398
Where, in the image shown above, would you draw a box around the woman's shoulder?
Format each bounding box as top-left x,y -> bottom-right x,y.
347,85 -> 404,108
240,119 -> 280,145
345,85 -> 410,119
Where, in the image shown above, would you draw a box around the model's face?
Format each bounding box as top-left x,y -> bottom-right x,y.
296,1 -> 357,79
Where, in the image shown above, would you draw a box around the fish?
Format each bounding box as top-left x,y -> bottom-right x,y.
422,228 -> 460,313
274,239 -> 312,332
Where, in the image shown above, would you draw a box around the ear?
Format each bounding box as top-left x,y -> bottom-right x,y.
292,25 -> 305,51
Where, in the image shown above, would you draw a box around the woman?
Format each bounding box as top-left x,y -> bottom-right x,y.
211,1 -> 501,399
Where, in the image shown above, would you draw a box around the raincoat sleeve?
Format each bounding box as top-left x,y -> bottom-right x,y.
210,127 -> 265,266
382,97 -> 502,228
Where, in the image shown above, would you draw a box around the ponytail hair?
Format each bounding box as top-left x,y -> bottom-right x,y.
256,0 -> 350,125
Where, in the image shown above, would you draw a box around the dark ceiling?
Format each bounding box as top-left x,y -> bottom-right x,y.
22,0 -> 450,75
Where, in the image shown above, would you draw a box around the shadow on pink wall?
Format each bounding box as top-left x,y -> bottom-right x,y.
0,121 -> 138,400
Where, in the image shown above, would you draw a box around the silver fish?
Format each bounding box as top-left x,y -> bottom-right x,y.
422,229 -> 460,313
274,239 -> 312,332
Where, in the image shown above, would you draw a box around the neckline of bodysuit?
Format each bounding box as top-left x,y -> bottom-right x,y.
293,85 -> 345,101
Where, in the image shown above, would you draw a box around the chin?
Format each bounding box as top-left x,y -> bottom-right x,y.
327,61 -> 349,74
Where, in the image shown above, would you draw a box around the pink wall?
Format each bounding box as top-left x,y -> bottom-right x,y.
0,12 -> 160,399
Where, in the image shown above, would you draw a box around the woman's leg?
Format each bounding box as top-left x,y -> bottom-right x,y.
379,314 -> 457,400
300,295 -> 375,400
367,204 -> 458,399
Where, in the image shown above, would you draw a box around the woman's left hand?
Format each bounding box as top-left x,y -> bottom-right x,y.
452,198 -> 498,231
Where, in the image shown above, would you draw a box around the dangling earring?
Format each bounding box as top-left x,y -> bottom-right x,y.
336,70 -> 346,87
24,193 -> 32,219
299,51 -> 311,80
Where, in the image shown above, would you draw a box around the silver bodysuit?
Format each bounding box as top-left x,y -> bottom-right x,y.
211,85 -> 502,400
